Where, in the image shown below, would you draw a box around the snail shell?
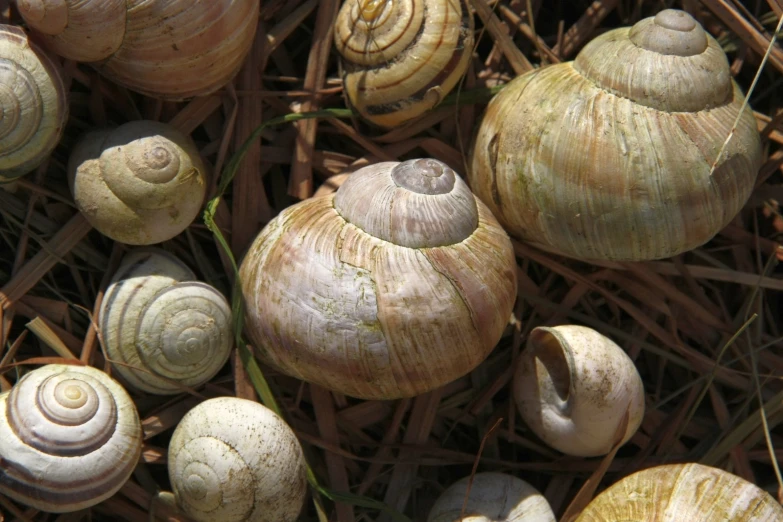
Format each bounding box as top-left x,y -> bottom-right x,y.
0,24 -> 68,182
575,463 -> 783,521
469,9 -> 763,261
68,120 -> 207,245
99,249 -> 233,395
334,0 -> 475,128
513,325 -> 645,457
239,158 -> 517,400
168,397 -> 308,522
427,472 -> 556,522
16,0 -> 259,99
0,364 -> 142,512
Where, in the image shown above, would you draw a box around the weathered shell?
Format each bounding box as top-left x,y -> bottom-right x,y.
428,472 -> 556,522
575,463 -> 783,521
334,0 -> 474,128
0,364 -> 142,512
68,120 -> 207,245
513,325 -> 645,457
99,249 -> 233,394
0,24 -> 68,181
16,0 -> 259,99
239,158 -> 517,400
168,397 -> 308,522
468,9 -> 762,261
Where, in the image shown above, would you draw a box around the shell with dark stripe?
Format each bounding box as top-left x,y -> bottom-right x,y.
334,0 -> 474,128
0,365 -> 142,512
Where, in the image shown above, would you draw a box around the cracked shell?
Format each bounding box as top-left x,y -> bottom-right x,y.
239,158 -> 518,400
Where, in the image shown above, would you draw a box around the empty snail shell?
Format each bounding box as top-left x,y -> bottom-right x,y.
239,158 -> 517,400
68,120 -> 207,245
428,472 -> 556,522
168,397 -> 308,522
99,249 -> 233,395
16,0 -> 259,99
513,325 -> 645,457
334,0 -> 475,128
575,463 -> 783,521
469,9 -> 763,261
0,364 -> 142,512
0,24 -> 68,182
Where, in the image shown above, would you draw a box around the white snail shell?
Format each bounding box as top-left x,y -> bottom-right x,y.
513,325 -> 645,457
16,0 -> 259,99
334,0 -> 475,128
0,364 -> 142,512
239,158 -> 518,400
168,397 -> 308,522
428,472 -> 556,522
99,249 -> 233,395
575,463 -> 783,521
68,120 -> 207,245
0,24 -> 68,182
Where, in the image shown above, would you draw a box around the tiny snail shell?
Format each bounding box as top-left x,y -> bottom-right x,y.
428,472 -> 556,522
168,397 -> 308,522
0,364 -> 142,512
513,325 -> 645,457
68,120 -> 207,245
0,24 -> 68,182
334,0 -> 475,128
16,0 -> 259,99
575,463 -> 783,521
99,249 -> 233,395
239,158 -> 518,400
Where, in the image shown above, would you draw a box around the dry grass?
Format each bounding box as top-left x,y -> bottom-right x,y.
2,0 -> 783,520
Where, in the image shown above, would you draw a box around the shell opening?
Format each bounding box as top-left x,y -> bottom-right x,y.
528,328 -> 571,403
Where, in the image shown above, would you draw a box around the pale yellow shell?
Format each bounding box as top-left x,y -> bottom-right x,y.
168,397 -> 308,522
0,24 -> 68,181
575,463 -> 783,521
0,364 -> 142,512
16,0 -> 259,99
334,0 -> 475,128
68,120 -> 207,245
468,9 -> 763,261
239,159 -> 518,400
513,325 -> 645,457
428,472 -> 556,522
99,249 -> 233,394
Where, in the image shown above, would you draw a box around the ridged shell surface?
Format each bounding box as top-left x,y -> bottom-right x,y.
0,364 -> 142,512
168,397 -> 307,522
239,159 -> 517,400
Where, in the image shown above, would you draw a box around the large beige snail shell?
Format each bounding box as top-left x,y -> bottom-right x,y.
16,0 -> 259,99
334,0 -> 474,128
428,472 -> 556,522
468,9 -> 763,261
239,158 -> 518,400
0,364 -> 142,512
575,463 -> 783,521
68,120 -> 207,245
0,24 -> 68,182
168,397 -> 308,522
513,325 -> 645,457
99,249 -> 233,395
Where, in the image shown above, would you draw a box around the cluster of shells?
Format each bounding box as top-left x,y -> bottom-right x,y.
0,0 -> 780,521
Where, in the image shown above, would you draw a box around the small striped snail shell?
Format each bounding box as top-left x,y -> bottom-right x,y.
68,120 -> 207,245
0,364 -> 142,512
16,0 -> 259,99
168,397 -> 308,522
0,24 -> 68,182
428,472 -> 556,522
334,0 -> 474,128
99,249 -> 233,395
575,463 -> 783,521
